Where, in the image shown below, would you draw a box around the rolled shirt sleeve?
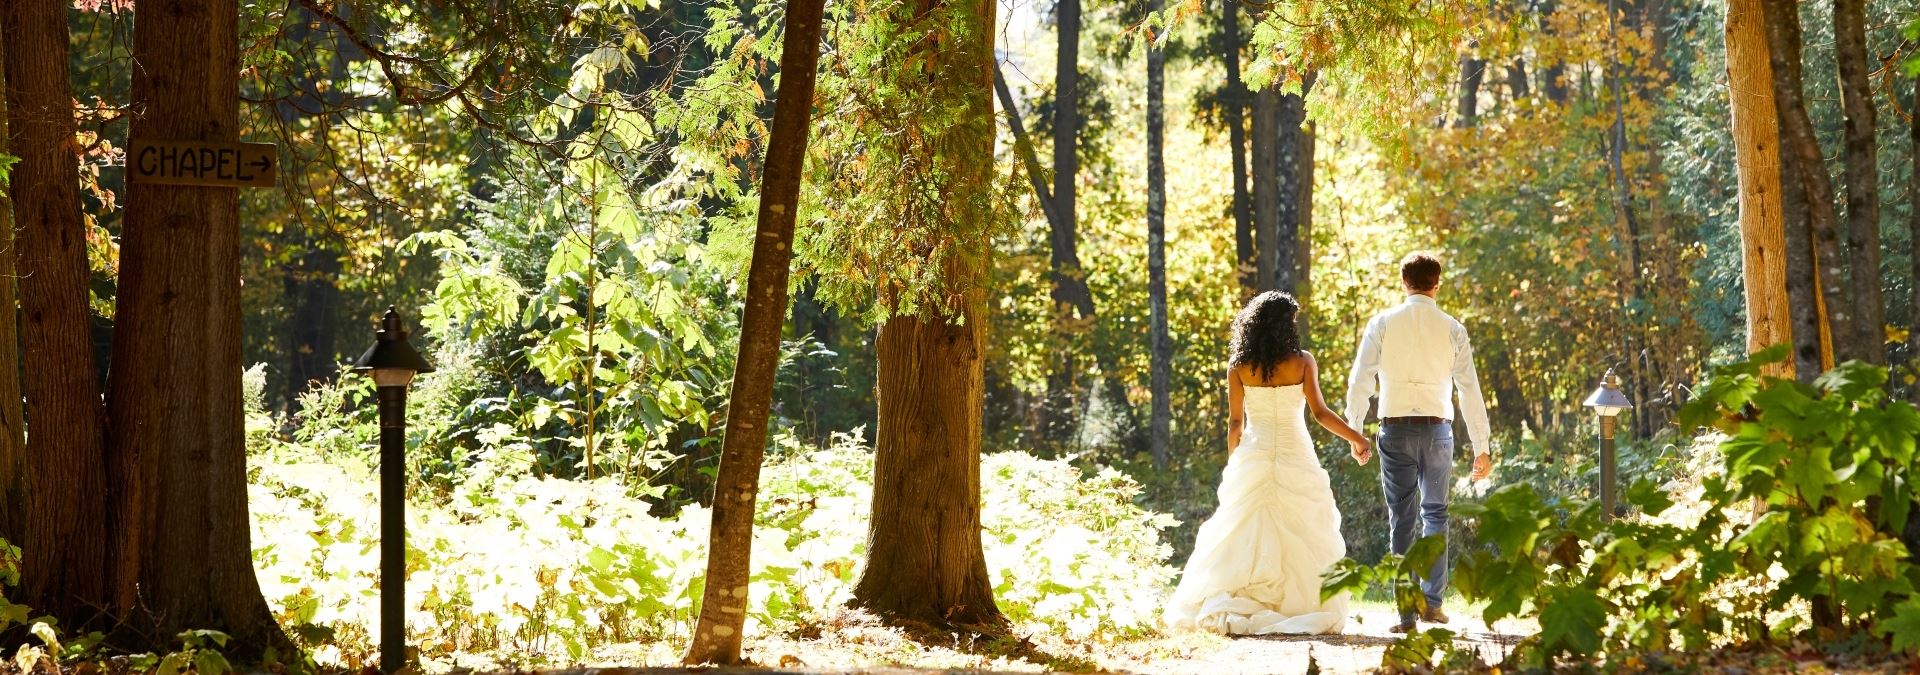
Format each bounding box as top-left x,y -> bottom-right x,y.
1345,315 -> 1384,431
1450,320 -> 1493,455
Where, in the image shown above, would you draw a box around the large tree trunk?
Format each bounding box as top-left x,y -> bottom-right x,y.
3,0 -> 115,628
284,243 -> 341,402
0,21 -> 26,551
107,0 -> 286,653
1455,42 -> 1485,128
1833,0 -> 1883,366
683,0 -> 825,662
1045,0 -> 1091,446
1250,88 -> 1278,291
1764,0 -> 1850,368
1724,0 -> 1792,376
1910,72 -> 1920,380
1146,0 -> 1169,470
1778,98 -> 1822,382
1251,82 -> 1311,295
1272,88 -> 1310,293
1050,0 -> 1087,318
850,0 -> 1003,630
1297,123 -> 1315,346
1222,0 -> 1254,296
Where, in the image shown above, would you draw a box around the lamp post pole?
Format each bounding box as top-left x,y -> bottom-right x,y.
378,380 -> 406,673
1583,368 -> 1633,521
354,307 -> 435,674
1598,406 -> 1618,518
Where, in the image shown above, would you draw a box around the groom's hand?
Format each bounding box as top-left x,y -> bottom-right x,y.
1349,438 -> 1372,465
1470,452 -> 1493,481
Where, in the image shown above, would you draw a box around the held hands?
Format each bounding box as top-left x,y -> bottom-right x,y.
1348,437 -> 1372,465
1470,452 -> 1493,482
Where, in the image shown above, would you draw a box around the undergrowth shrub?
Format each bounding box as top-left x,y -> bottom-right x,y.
1326,349 -> 1920,671
251,404 -> 1177,670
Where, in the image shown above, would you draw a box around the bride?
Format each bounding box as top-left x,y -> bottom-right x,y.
1163,290 -> 1372,635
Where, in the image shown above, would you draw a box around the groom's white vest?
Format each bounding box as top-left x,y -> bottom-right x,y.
1344,294 -> 1492,451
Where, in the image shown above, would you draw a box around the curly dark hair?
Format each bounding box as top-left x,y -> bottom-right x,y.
1229,291 -> 1302,382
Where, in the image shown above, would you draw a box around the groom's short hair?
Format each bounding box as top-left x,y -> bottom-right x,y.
1400,252 -> 1443,292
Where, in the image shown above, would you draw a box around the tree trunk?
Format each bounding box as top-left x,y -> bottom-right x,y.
1724,0 -> 1792,376
1910,72 -> 1920,378
1272,88 -> 1310,293
3,0 -> 115,628
1455,42 -> 1485,128
683,0 -> 825,661
1051,0 -> 1087,319
284,243 -> 342,403
1506,57 -> 1530,103
1539,1 -> 1569,104
1146,2 -> 1170,470
1251,88 -> 1278,292
1778,78 -> 1823,382
0,21 -> 26,551
1223,0 -> 1254,296
1764,0 -> 1850,367
107,0 -> 286,653
1297,123 -> 1315,346
1833,0 -> 1883,366
850,0 -> 1003,630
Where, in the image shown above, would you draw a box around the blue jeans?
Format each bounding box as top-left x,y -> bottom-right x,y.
1378,422 -> 1453,621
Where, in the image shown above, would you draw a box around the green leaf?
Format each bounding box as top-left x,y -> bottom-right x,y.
1319,558 -> 1375,603
29,621 -> 60,656
1877,597 -> 1920,653
194,649 -> 232,675
1538,586 -> 1605,656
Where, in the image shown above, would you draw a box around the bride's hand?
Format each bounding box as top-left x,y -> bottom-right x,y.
1348,438 -> 1372,465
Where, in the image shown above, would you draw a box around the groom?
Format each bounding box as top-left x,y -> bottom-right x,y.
1343,251 -> 1494,633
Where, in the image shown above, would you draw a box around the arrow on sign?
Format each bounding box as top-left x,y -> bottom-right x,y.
127,139 -> 278,188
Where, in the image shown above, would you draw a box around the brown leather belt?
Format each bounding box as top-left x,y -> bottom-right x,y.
1382,416 -> 1449,425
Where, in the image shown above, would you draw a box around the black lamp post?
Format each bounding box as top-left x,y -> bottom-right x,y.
353,307 -> 434,674
1581,368 -> 1633,519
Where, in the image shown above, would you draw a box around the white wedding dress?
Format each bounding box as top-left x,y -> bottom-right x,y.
1162,383 -> 1349,635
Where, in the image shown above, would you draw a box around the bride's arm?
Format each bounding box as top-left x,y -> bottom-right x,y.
1226,366 -> 1244,455
1301,353 -> 1368,447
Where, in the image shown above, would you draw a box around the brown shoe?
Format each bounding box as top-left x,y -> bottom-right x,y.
1422,607 -> 1450,624
1389,619 -> 1417,633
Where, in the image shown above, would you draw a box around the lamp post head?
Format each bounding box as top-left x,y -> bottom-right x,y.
353,306 -> 436,388
1582,368 -> 1633,418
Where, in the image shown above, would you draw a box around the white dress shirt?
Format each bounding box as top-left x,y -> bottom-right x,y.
1344,294 -> 1492,454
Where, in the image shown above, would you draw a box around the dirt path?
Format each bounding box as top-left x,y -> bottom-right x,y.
1114,607 -> 1532,675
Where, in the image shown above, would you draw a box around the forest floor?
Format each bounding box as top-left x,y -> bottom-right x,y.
570,602 -> 1532,675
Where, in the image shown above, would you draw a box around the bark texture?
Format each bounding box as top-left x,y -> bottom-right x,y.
684,0 -> 826,662
1777,81 -> 1822,381
1724,0 -> 1792,375
1146,1 -> 1169,470
1250,88 -> 1278,290
849,0 -> 1003,630
1833,0 -> 1883,365
1911,73 -> 1920,374
1763,0 -> 1849,368
1222,0 -> 1253,296
108,0 -> 286,652
0,20 -> 25,550
1050,0 -> 1089,320
4,0 -> 115,627
1271,89 -> 1310,294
